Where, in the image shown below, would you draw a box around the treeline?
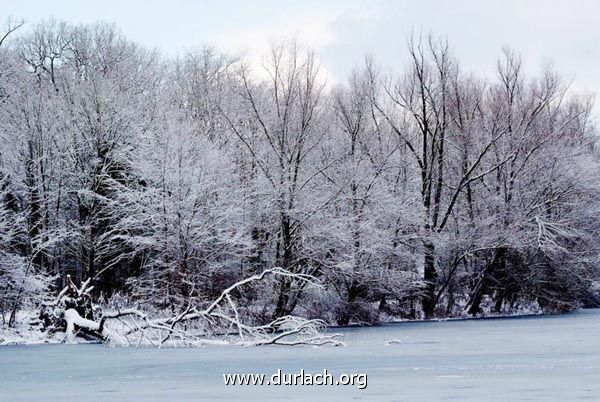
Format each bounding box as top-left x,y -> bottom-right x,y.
1,19 -> 599,327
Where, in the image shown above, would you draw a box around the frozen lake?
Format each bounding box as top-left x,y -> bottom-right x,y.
1,309 -> 599,401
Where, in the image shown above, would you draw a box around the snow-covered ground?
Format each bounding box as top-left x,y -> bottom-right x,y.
1,309 -> 599,401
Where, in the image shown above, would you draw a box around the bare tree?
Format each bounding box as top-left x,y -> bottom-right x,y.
222,41 -> 331,318
369,36 -> 510,317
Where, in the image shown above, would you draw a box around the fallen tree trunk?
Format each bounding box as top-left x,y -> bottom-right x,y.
43,268 -> 344,347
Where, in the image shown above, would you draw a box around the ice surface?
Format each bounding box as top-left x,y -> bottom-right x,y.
1,309 -> 599,401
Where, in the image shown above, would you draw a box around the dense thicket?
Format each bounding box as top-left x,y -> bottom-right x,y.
1,19 -> 599,327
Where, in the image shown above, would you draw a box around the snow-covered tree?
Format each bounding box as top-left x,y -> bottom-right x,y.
1,20 -> 599,336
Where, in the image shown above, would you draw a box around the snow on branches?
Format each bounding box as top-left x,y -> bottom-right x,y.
50,269 -> 344,347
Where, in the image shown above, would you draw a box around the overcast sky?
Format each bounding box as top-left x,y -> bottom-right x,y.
3,0 -> 599,109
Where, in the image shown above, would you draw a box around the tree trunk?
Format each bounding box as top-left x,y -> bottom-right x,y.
467,248 -> 506,316
422,239 -> 437,318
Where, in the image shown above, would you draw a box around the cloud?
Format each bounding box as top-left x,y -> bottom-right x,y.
212,2 -> 377,82
215,13 -> 337,54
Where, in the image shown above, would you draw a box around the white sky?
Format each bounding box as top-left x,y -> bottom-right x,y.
2,0 -> 599,110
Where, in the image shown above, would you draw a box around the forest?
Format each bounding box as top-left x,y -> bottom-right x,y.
1,18 -> 599,345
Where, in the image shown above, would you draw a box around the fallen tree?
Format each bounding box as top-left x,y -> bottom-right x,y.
40,268 -> 344,347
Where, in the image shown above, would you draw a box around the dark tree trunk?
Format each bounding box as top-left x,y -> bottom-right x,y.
422,239 -> 437,318
273,212 -> 296,319
467,248 -> 506,316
